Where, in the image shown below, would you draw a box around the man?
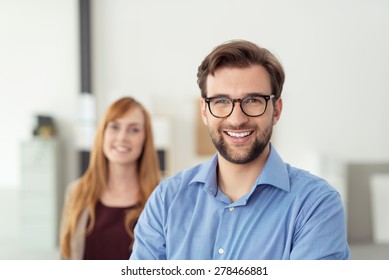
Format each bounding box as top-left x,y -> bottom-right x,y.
130,40 -> 350,260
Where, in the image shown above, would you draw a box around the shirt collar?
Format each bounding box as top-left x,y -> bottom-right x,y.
189,143 -> 290,194
256,143 -> 290,192
189,153 -> 219,195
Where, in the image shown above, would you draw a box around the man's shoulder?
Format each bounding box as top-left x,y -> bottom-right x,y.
157,160 -> 210,193
286,164 -> 337,194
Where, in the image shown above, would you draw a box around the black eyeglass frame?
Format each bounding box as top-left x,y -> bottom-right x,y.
204,94 -> 275,118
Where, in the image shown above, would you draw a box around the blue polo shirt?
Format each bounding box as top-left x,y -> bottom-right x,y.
130,144 -> 349,260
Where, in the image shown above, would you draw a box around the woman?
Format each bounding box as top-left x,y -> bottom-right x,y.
60,97 -> 160,259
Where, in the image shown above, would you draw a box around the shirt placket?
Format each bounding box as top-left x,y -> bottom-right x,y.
213,203 -> 239,259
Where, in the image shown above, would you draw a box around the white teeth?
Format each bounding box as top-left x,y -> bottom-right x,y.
226,131 -> 251,138
115,146 -> 129,152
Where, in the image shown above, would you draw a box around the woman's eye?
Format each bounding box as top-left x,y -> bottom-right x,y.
108,123 -> 119,130
130,127 -> 140,133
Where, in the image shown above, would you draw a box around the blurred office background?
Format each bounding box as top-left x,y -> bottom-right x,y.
0,0 -> 388,259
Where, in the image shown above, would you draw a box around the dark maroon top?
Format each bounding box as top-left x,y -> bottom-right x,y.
83,201 -> 137,260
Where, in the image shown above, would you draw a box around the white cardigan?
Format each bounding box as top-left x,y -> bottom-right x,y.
59,181 -> 89,260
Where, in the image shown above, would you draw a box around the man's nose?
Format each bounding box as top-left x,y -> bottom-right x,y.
227,101 -> 249,126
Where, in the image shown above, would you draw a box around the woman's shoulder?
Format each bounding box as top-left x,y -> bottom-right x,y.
64,178 -> 82,197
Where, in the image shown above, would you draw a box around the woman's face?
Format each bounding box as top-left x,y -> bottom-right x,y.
103,107 -> 146,167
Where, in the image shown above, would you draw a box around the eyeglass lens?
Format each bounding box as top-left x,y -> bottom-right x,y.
209,96 -> 270,117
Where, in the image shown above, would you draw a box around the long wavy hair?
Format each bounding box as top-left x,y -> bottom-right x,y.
60,97 -> 160,258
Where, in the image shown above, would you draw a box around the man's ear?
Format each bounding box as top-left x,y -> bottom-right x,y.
200,98 -> 209,126
272,98 -> 283,125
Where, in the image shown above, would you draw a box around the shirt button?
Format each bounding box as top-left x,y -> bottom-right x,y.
218,248 -> 224,255
229,206 -> 235,212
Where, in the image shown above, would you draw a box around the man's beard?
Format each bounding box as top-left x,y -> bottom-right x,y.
209,124 -> 272,164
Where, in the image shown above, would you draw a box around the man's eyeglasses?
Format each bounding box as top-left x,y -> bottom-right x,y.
204,94 -> 275,118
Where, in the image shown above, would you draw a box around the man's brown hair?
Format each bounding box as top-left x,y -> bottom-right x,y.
197,40 -> 285,99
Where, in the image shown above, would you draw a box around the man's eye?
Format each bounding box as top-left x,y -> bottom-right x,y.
213,98 -> 230,105
245,97 -> 264,104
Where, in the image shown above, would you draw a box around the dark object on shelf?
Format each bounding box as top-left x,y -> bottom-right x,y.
33,115 -> 56,138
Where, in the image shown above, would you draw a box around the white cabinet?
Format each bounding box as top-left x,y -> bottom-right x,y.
20,138 -> 59,250
370,174 -> 389,244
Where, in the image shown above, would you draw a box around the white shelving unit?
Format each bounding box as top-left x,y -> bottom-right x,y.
152,116 -> 171,177
20,138 -> 60,251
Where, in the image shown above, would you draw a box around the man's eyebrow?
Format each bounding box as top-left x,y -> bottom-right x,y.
210,92 -> 268,98
208,93 -> 230,98
246,92 -> 269,96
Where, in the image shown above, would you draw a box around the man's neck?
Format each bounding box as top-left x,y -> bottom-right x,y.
217,144 -> 270,202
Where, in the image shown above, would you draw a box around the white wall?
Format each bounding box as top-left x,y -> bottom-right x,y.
0,0 -> 79,190
1,0 -> 389,189
92,0 -> 389,178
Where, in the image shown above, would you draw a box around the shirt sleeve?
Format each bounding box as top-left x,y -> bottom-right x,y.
290,190 -> 350,260
130,184 -> 167,260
